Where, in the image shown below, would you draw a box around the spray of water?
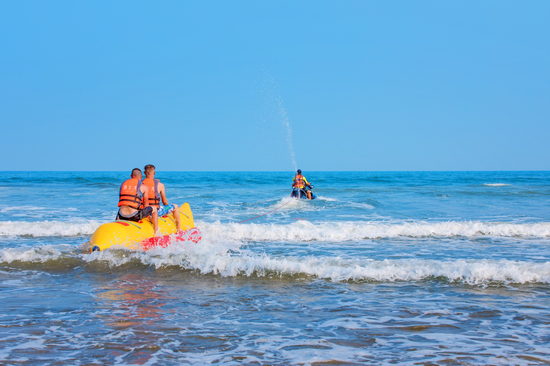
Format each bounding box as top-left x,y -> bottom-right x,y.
259,70 -> 298,171
277,97 -> 297,171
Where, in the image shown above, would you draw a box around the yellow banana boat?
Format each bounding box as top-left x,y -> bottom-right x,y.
89,202 -> 201,252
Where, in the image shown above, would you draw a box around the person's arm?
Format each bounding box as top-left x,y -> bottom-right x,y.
159,183 -> 169,206
304,177 -> 310,187
141,185 -> 150,207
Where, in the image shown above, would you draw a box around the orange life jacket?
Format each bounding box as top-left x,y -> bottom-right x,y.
118,178 -> 143,209
294,174 -> 305,188
142,178 -> 161,208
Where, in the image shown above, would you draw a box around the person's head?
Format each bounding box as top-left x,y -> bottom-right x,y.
297,169 -> 302,175
131,168 -> 142,179
144,164 -> 156,178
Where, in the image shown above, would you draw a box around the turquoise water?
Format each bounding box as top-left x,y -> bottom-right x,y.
1,171 -> 550,364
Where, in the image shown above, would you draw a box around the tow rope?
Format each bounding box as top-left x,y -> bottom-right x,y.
237,200 -> 293,224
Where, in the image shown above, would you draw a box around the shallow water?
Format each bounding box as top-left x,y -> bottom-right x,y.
1,171 -> 550,364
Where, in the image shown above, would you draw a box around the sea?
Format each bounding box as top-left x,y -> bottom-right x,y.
1,171 -> 549,365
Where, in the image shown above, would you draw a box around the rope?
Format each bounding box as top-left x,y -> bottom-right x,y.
237,200 -> 293,224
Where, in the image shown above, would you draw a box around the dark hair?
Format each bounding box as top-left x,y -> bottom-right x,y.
144,164 -> 155,176
131,168 -> 142,177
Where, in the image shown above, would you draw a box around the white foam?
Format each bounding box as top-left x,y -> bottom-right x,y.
199,220 -> 550,241
80,240 -> 550,284
2,219 -> 549,239
0,246 -> 67,263
271,197 -> 308,210
484,183 -> 511,187
191,254 -> 550,284
316,196 -> 338,202
0,221 -> 101,237
2,237 -> 549,285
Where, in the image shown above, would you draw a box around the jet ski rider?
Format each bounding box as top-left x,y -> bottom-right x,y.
292,169 -> 313,200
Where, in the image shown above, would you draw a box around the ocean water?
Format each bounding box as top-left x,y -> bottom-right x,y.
1,171 -> 549,365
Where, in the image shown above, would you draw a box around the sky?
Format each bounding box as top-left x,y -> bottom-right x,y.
1,1 -> 549,171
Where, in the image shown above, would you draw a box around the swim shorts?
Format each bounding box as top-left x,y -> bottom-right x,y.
157,203 -> 177,217
117,206 -> 153,222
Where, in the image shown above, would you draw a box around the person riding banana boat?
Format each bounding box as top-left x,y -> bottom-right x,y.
90,166 -> 199,252
291,169 -> 316,200
116,168 -> 160,236
142,164 -> 182,232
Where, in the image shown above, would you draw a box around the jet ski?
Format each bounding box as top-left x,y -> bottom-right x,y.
291,184 -> 316,200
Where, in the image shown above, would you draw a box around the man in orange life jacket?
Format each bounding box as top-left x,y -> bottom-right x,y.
292,169 -> 313,200
117,168 -> 160,236
143,164 -> 182,232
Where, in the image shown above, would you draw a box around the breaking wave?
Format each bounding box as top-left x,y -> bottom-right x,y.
178,255 -> 550,285
200,220 -> 550,241
0,221 -> 100,237
1,220 -> 550,239
1,243 -> 549,285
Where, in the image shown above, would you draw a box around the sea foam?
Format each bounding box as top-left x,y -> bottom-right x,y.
82,243 -> 550,285
2,239 -> 549,285
1,220 -> 550,239
200,220 -> 550,241
0,221 -> 100,237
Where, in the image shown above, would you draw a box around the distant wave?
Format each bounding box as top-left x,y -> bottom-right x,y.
200,221 -> 550,241
1,245 -> 548,285
484,183 -> 511,187
1,220 -> 550,239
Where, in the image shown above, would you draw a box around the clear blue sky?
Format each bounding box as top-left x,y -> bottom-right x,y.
1,1 -> 548,171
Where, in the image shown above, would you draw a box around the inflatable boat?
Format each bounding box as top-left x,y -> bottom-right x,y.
89,202 -> 201,252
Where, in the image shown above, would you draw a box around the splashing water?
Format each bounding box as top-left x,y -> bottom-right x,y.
277,97 -> 297,171
260,70 -> 298,171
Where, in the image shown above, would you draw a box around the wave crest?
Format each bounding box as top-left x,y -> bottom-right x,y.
200,220 -> 550,241
2,242 -> 549,285
0,221 -> 100,237
183,255 -> 550,285
1,220 -> 550,239
81,245 -> 550,285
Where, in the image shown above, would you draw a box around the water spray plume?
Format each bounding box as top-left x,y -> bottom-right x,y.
278,97 -> 297,171
261,69 -> 298,171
